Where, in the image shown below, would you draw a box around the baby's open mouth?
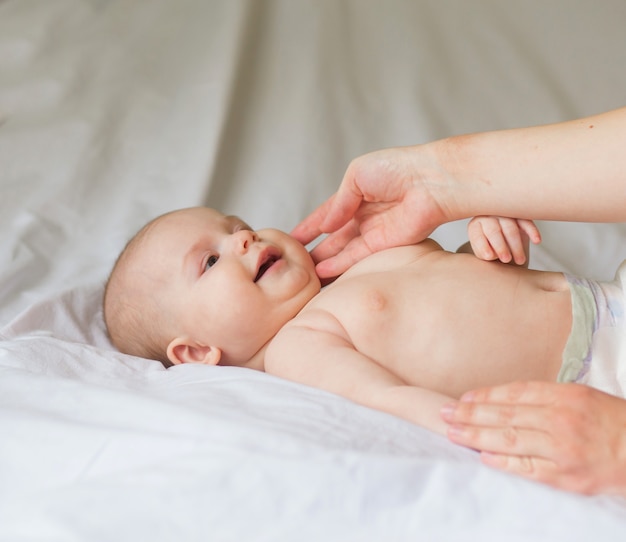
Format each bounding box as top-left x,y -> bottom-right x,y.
254,255 -> 280,282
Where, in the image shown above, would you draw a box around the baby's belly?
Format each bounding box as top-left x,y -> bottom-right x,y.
321,260 -> 571,398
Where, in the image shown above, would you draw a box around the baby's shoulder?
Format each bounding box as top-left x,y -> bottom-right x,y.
281,305 -> 347,337
265,307 -> 350,376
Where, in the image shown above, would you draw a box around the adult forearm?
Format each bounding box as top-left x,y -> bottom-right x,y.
292,106 -> 626,278
432,107 -> 626,223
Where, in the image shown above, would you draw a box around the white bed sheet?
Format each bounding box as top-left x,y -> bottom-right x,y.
2,1 -> 626,540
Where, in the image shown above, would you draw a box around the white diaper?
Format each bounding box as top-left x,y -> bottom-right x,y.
559,260 -> 626,398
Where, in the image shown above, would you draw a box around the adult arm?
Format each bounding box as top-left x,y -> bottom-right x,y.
292,106 -> 626,278
441,381 -> 626,496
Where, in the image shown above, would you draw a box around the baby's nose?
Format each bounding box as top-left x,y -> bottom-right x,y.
233,229 -> 258,253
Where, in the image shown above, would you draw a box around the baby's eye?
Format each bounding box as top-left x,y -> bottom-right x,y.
205,254 -> 219,271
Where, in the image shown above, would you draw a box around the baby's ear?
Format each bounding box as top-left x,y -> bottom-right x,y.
166,337 -> 222,366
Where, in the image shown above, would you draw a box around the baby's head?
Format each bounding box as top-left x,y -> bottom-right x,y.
104,207 -> 321,369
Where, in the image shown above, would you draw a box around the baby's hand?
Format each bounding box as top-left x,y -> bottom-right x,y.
467,216 -> 541,266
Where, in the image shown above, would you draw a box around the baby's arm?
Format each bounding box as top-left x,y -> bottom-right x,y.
266,316 -> 453,435
457,216 -> 541,267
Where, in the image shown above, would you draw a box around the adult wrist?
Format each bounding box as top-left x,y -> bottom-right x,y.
427,134 -> 487,222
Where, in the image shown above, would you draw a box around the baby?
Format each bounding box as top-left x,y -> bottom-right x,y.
103,207 -> 625,435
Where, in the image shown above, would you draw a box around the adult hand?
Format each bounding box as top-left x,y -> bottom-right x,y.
291,146 -> 451,278
293,107 -> 626,279
441,381 -> 626,495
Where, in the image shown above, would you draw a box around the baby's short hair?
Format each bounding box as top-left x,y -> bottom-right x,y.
103,216 -> 173,367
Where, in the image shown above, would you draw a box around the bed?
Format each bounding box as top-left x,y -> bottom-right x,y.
2,1 -> 626,540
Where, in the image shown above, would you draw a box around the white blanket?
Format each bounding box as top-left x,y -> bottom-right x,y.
2,1 -> 626,540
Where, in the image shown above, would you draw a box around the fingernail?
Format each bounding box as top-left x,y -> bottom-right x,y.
447,424 -> 464,439
440,402 -> 458,420
480,452 -> 502,467
460,391 -> 475,402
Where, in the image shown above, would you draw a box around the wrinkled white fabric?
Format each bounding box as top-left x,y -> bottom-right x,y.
2,1 -> 626,540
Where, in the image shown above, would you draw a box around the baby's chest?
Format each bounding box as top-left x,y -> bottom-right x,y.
311,272 -> 432,349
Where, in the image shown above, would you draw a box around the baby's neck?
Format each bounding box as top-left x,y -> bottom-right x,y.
244,345 -> 268,372
223,299 -> 318,372
220,339 -> 270,372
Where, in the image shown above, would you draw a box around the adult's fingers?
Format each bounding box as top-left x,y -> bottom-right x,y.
291,194 -> 337,246
443,382 -> 626,495
313,234 -> 376,279
479,452 -> 565,488
480,445 -> 612,495
320,172 -> 367,233
292,178 -> 367,246
446,415 -> 556,460
442,399 -> 553,431
307,220 -> 359,264
459,380 -> 556,405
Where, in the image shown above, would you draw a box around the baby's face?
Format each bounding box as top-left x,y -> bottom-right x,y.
140,207 -> 321,368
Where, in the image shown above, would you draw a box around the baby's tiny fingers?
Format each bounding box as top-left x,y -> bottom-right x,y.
482,228 -> 512,262
517,219 -> 542,244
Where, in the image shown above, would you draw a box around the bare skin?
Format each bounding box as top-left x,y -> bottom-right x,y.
293,107 -> 626,278
106,209 -> 571,439
441,382 -> 626,496
290,106 -> 626,495
265,239 -> 571,435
